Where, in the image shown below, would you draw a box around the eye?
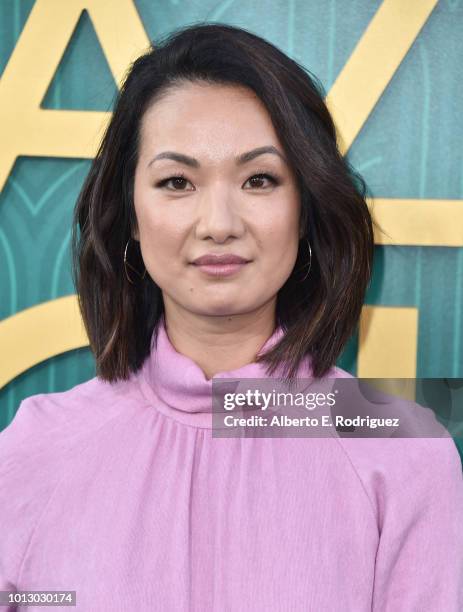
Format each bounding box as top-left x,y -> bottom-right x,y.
155,173 -> 194,191
154,171 -> 280,192
243,173 -> 279,189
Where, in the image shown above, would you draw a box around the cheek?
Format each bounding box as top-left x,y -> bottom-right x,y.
260,213 -> 300,264
134,189 -> 171,252
266,237 -> 299,272
140,220 -> 176,263
136,210 -> 188,278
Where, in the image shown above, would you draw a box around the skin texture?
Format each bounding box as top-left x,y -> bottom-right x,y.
133,81 -> 302,379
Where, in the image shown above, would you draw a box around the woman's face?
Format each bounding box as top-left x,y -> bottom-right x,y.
133,81 -> 301,320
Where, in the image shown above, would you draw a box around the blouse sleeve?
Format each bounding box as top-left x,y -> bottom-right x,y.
0,396 -> 70,608
371,436 -> 463,611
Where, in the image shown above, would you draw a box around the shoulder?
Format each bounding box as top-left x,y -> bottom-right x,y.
335,431 -> 463,498
1,372 -> 147,441
0,370 -> 150,486
0,373 -> 148,587
0,373 -> 149,480
321,372 -> 463,521
0,371 -> 145,476
330,410 -> 462,529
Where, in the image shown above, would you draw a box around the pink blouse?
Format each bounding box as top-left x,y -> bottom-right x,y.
1,317 -> 462,610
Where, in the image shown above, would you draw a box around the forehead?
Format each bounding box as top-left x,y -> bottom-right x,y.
138,81 -> 280,161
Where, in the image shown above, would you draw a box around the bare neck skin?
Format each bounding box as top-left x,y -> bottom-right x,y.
162,298 -> 277,381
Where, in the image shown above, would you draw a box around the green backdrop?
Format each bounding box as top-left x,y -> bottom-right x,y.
0,1 -> 462,457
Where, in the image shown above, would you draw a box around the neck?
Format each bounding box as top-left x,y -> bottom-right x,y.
162,306 -> 277,381
138,313 -> 287,429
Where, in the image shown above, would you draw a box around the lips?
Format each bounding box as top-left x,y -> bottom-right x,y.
192,254 -> 250,265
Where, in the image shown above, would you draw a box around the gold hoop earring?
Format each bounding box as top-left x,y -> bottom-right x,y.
300,237 -> 312,282
124,238 -> 147,285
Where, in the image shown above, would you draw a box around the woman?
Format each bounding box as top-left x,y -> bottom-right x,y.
1,23 -> 462,611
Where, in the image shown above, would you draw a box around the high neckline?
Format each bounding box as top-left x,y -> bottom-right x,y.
137,315 -> 309,429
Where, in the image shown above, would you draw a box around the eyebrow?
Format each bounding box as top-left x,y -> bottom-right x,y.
146,146 -> 287,169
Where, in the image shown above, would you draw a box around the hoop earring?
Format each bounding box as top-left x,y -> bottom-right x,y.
124,238 -> 147,285
300,237 -> 312,282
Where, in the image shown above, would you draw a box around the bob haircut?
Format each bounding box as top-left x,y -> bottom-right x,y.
71,22 -> 377,384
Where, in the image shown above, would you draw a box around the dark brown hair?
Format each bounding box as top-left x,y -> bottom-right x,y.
71,22 -> 378,384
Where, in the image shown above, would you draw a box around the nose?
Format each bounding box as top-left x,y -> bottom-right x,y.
194,183 -> 245,243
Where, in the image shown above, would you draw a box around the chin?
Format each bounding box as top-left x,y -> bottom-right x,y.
192,301 -> 251,317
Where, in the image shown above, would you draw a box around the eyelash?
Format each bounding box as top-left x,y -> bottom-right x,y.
154,171 -> 280,191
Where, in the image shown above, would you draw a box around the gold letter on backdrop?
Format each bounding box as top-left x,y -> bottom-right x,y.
0,0 -> 149,191
0,0 -> 460,389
